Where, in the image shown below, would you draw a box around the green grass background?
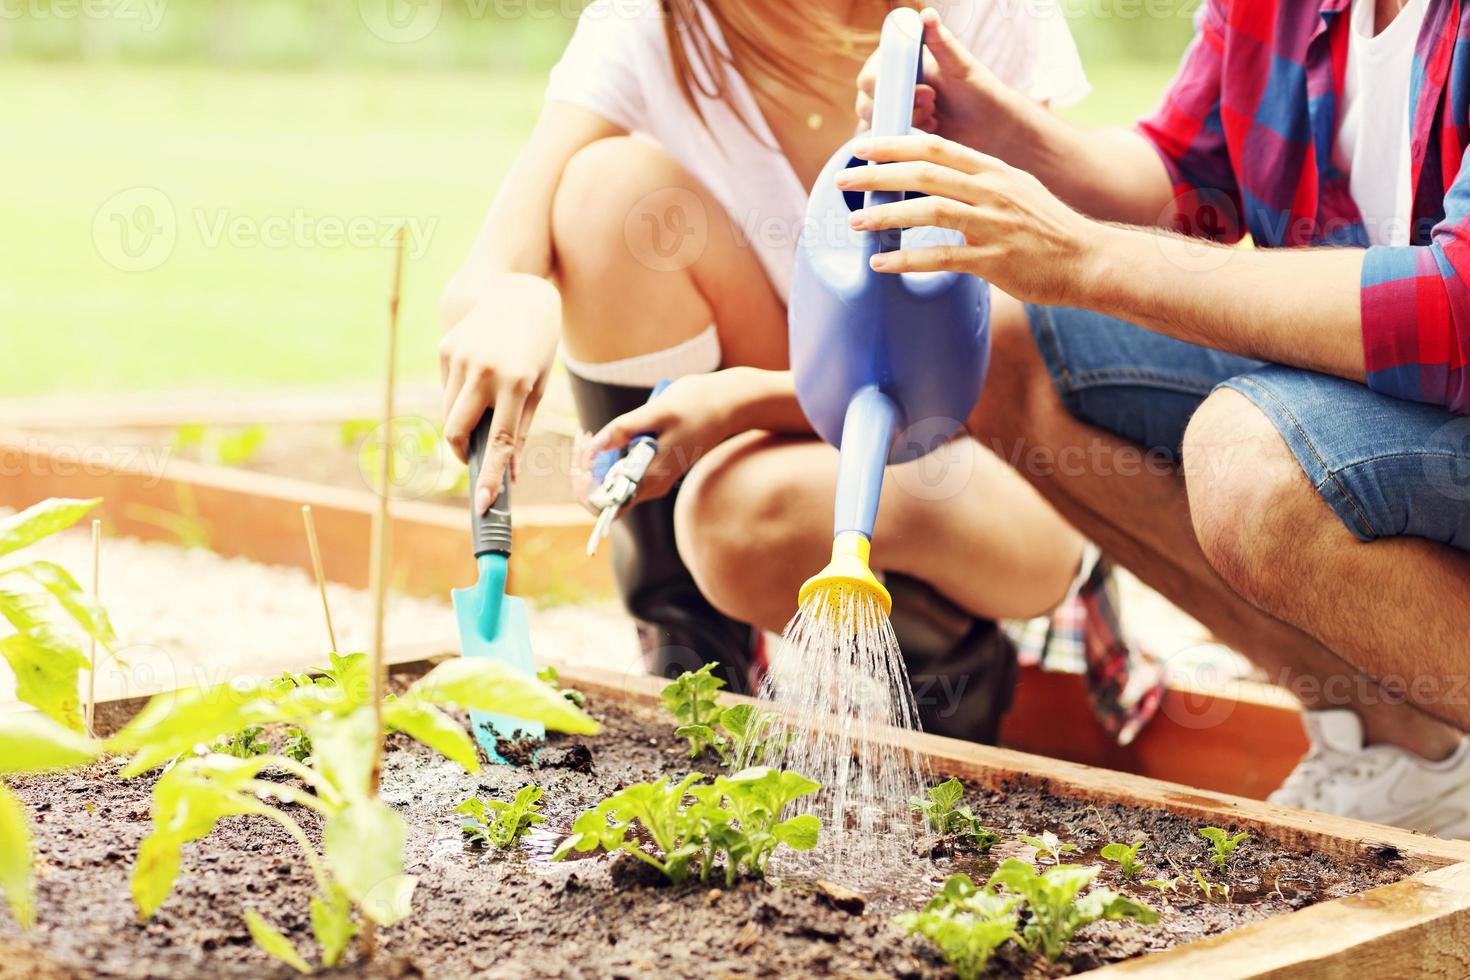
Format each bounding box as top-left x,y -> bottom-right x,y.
1,32 -> 1179,397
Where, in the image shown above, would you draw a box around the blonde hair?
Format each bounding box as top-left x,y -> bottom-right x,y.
661,0 -> 916,136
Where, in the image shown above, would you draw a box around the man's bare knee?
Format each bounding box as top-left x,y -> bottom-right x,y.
1183,388 -> 1310,613
968,293 -> 1055,449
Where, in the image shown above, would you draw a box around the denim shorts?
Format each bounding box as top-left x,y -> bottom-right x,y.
1025,304 -> 1470,552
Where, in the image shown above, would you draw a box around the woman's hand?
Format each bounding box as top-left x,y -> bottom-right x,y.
583,368 -> 771,506
854,8 -> 1008,149
838,133 -> 1102,308
438,273 -> 561,513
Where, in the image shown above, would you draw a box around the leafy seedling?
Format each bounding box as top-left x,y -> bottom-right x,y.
0,498 -> 121,731
1193,868 -> 1232,903
1018,830 -> 1078,866
894,874 -> 1020,980
554,766 -> 820,886
213,726 -> 272,759
661,663 -> 725,757
537,666 -> 587,709
989,859 -> 1158,961
1199,827 -> 1249,872
457,785 -> 545,850
908,777 -> 1000,852
675,703 -> 789,772
1099,840 -> 1147,879
281,728 -> 313,765
112,654 -> 599,972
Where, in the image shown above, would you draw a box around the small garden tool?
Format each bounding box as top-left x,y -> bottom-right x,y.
452,411 -> 542,762
584,380 -> 671,556
788,6 -> 991,612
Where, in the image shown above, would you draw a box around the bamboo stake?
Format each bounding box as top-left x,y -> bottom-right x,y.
361,226 -> 405,965
84,519 -> 101,737
301,505 -> 338,653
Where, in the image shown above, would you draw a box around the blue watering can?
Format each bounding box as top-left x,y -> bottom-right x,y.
789,6 -> 991,614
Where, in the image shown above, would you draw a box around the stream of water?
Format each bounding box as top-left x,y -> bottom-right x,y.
750,585 -> 930,884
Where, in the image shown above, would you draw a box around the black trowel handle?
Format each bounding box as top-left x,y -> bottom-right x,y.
468,412 -> 513,557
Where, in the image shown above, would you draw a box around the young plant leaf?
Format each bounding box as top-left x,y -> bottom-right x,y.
383,698 -> 478,774
244,908 -> 311,974
111,677 -> 283,776
0,631 -> 89,731
1017,830 -> 1078,866
0,712 -> 100,774
989,858 -> 1156,960
407,659 -> 600,735
6,560 -> 119,653
323,798 -> 411,926
1199,827 -> 1250,871
0,784 -> 35,928
308,708 -> 378,802
309,885 -> 357,969
661,664 -> 725,756
0,499 -> 99,560
1100,840 -> 1147,879
457,785 -> 545,849
896,874 -> 1021,980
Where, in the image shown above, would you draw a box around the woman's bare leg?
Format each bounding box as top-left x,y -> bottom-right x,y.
675,431 -> 1085,633
551,136 -> 787,369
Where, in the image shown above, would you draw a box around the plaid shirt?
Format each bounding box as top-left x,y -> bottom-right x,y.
1138,0 -> 1470,413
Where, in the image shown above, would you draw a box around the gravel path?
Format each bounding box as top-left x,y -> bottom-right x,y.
3,526 -> 645,704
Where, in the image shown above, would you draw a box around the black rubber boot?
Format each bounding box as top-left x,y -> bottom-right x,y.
567,373 -> 762,694
887,573 -> 1019,745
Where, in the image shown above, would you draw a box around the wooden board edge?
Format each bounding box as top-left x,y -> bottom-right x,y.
1085,861 -> 1470,978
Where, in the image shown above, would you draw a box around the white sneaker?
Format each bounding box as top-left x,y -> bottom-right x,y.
1268,709 -> 1470,839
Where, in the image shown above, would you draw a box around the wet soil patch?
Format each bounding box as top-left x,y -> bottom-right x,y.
1,697 -> 1413,978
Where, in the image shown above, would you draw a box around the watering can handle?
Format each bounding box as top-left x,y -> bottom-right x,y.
865,6 -> 925,252
468,412 -> 513,558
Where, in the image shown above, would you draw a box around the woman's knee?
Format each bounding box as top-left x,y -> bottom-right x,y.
551,136 -> 708,288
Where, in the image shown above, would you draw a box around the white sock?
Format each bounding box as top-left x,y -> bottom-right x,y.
560,324 -> 721,387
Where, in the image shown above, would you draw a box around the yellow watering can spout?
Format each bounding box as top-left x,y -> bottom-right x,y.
798,531 -> 892,615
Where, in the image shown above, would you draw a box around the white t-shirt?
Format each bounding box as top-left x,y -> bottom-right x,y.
1333,0 -> 1429,246
545,0 -> 1089,301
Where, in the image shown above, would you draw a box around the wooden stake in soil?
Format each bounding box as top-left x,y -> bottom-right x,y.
368,224 -> 406,792
300,505 -> 339,653
84,519 -> 101,737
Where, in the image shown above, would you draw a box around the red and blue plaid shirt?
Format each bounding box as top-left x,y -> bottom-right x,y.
1138,0 -> 1470,413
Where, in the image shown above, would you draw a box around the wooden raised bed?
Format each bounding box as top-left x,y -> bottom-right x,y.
24,654 -> 1470,979
0,427 -> 1309,800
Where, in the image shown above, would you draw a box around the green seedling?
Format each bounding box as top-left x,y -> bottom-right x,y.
1142,875 -> 1186,895
908,777 -> 1000,852
661,663 -> 726,757
173,424 -> 268,467
0,713 -> 101,928
989,859 -> 1158,961
111,653 -> 599,973
213,726 -> 272,759
1199,827 -> 1249,871
457,786 -> 545,850
536,666 -> 587,709
281,728 -> 313,765
554,766 -> 820,886
675,703 -> 788,773
1193,868 -> 1231,903
0,498 -> 120,731
1099,840 -> 1147,879
1018,830 -> 1078,866
894,874 -> 1020,980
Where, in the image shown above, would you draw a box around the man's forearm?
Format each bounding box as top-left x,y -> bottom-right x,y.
1085,225 -> 1367,381
988,93 -> 1178,228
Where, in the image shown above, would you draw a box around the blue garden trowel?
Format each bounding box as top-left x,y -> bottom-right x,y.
451,411 -> 542,762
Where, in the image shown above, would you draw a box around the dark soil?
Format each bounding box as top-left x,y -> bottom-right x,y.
1,697 -> 1413,979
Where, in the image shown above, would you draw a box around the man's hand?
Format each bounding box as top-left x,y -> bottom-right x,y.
438,273 -> 561,514
855,8 -> 1009,148
839,133 -> 1098,307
